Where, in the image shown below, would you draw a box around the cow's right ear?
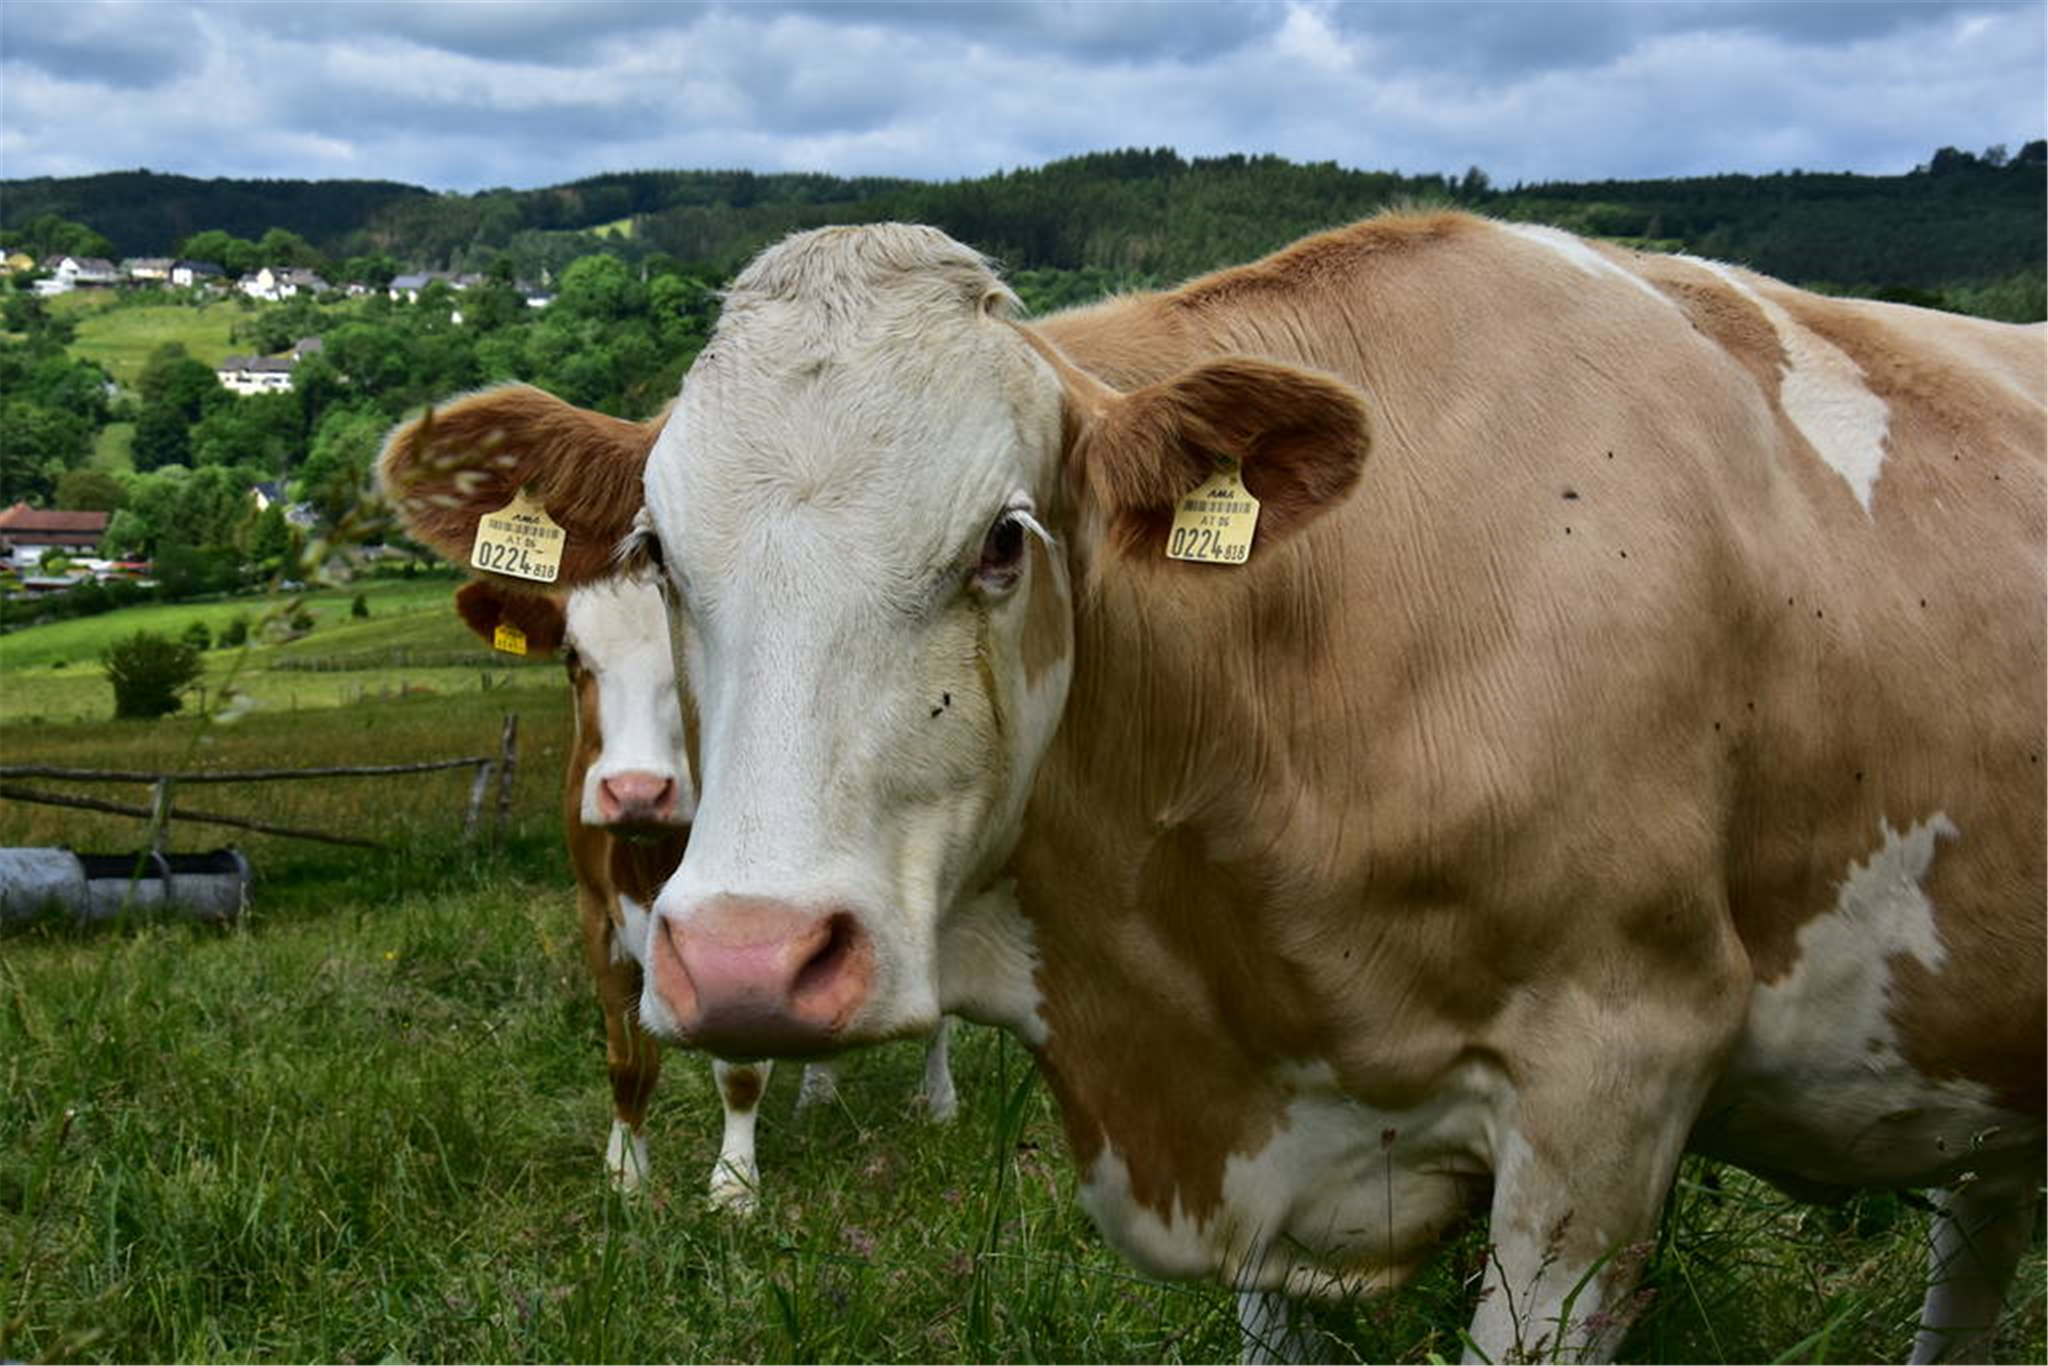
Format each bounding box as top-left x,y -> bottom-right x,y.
379,383 -> 657,587
453,580 -> 567,656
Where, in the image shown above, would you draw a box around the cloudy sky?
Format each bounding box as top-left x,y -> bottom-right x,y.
2,1 -> 2041,191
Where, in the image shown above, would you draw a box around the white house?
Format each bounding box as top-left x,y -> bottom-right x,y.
122,257 -> 174,283
171,259 -> 226,288
238,266 -> 331,302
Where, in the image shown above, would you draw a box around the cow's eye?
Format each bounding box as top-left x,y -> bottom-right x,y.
974,511 -> 1029,593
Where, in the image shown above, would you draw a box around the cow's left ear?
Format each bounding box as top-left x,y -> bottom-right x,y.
1066,356 -> 1373,556
453,580 -> 568,656
379,383 -> 659,589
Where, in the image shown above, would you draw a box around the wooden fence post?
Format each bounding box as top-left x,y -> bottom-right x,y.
464,762 -> 493,844
148,776 -> 174,852
494,713 -> 519,835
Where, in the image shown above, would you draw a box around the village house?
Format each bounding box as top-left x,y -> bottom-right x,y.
0,505 -> 111,567
32,255 -> 120,295
215,336 -> 323,395
171,260 -> 227,287
238,265 -> 331,302
121,257 -> 175,283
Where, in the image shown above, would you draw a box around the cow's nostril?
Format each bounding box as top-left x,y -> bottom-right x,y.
793,912 -> 858,1002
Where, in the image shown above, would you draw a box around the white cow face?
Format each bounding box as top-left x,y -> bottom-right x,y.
635,228 -> 1076,1056
563,577 -> 694,834
452,576 -> 692,834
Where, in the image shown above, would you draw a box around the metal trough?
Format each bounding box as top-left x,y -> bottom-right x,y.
0,847 -> 250,924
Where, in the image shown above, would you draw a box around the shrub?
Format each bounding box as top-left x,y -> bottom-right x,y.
102,630 -> 204,720
218,614 -> 250,647
288,605 -> 316,633
182,620 -> 213,651
350,592 -> 370,619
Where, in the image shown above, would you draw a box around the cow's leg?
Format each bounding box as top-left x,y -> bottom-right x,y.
585,890 -> 661,1192
920,1016 -> 958,1123
1909,1178 -> 2037,1363
796,1059 -> 842,1110
708,1058 -> 772,1213
1236,1290 -> 1315,1365
1465,1036 -> 1724,1366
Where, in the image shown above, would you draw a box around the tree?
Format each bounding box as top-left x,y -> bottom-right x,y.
103,630 -> 204,719
179,229 -> 260,277
133,346 -> 226,472
55,468 -> 126,512
295,404 -> 387,523
0,400 -> 93,504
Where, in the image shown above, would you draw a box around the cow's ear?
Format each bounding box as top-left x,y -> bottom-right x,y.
379,383 -> 657,588
453,579 -> 567,656
1067,356 -> 1372,557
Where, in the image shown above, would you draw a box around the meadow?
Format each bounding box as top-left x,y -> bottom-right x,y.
53,291 -> 245,388
1,589 -> 2042,1363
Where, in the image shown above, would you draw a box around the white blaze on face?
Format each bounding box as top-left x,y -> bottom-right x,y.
1690,258 -> 1892,512
566,576 -> 694,828
639,225 -> 1072,1049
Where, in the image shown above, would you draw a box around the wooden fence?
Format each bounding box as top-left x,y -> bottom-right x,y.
0,714 -> 521,850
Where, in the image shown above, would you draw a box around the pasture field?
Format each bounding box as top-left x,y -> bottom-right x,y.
57,294 -> 246,389
1,575 -> 547,727
2,608 -> 2042,1363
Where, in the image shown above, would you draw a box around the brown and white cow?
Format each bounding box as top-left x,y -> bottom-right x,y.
453,575 -> 956,1211
385,213 -> 2043,1362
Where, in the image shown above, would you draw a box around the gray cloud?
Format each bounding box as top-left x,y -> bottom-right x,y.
0,0 -> 2038,191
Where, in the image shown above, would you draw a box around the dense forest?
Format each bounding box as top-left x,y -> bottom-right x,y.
5,142 -> 2042,297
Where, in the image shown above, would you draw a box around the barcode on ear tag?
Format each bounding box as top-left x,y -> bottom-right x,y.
471,488 -> 565,583
492,622 -> 528,656
1167,462 -> 1260,565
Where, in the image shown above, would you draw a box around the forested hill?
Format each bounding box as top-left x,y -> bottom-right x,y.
5,143 -> 2042,298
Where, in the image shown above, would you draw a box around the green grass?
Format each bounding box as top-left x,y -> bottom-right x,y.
63,298 -> 244,389
89,422 -> 134,474
0,577 -> 555,726
1,614 -> 2041,1363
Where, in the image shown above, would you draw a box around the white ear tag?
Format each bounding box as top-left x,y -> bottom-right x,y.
471,488 -> 566,584
1167,460 -> 1261,565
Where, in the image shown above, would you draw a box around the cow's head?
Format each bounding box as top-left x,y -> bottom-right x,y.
384,226 -> 1369,1057
453,576 -> 692,834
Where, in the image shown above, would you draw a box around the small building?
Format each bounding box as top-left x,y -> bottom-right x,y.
171,259 -> 226,288
0,504 -> 111,565
238,266 -> 331,302
215,354 -> 298,395
0,251 -> 37,275
249,482 -> 320,530
123,257 -> 174,283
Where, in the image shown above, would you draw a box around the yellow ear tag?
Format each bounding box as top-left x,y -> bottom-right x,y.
492,622 -> 528,656
1167,460 -> 1261,565
471,488 -> 565,584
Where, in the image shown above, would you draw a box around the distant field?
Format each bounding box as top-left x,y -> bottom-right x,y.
590,216 -> 636,239
62,297 -> 246,388
0,576 -> 557,726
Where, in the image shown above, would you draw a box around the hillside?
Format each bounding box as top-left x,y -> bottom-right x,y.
4,145 -> 2042,298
